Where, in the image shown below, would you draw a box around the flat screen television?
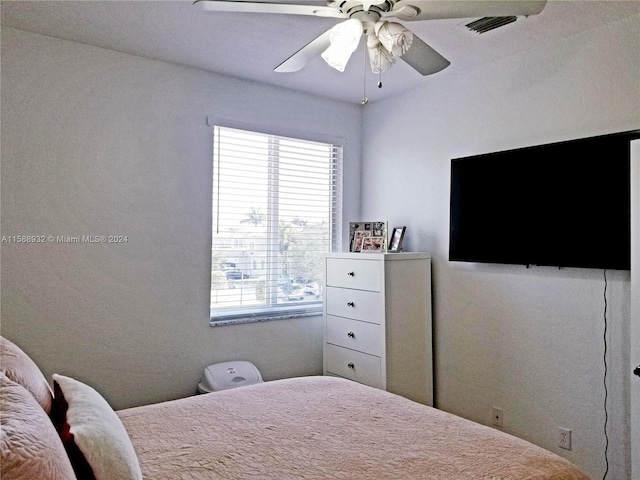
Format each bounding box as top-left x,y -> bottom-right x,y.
449,131 -> 639,270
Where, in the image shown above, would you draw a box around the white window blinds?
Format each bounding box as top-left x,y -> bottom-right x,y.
211,125 -> 342,323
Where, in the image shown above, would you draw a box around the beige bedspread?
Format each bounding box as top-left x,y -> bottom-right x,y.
118,376 -> 588,479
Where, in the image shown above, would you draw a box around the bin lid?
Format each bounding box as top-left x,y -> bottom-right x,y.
199,360 -> 263,392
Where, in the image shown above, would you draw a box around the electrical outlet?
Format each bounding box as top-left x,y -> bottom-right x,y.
558,427 -> 572,450
492,407 -> 503,427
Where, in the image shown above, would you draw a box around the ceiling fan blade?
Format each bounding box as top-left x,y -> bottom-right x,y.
194,0 -> 346,18
274,29 -> 332,72
400,34 -> 450,76
391,0 -> 546,21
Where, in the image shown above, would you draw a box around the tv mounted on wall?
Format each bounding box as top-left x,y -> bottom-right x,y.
449,130 -> 639,271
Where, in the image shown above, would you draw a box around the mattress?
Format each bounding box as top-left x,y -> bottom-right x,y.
117,376 -> 588,479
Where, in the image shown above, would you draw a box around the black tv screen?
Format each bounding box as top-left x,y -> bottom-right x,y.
449,131 -> 638,270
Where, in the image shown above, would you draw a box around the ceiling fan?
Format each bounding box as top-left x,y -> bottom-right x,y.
194,0 -> 547,76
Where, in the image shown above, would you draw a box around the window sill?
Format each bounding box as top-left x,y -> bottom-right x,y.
210,304 -> 322,327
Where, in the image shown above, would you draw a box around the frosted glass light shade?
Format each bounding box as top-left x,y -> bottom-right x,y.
366,32 -> 394,74
321,19 -> 363,72
375,21 -> 413,57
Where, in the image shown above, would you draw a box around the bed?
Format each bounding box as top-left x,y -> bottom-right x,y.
1,336 -> 589,480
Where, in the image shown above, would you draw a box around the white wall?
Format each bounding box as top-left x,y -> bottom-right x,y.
0,27 -> 362,409
362,11 -> 639,480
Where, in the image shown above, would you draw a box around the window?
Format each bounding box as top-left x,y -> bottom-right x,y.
210,125 -> 342,324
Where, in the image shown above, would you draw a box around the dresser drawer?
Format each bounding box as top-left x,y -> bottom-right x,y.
326,258 -> 381,291
326,315 -> 383,356
325,344 -> 382,388
325,287 -> 382,324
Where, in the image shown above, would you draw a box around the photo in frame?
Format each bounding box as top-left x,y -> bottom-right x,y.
349,221 -> 387,252
361,236 -> 385,252
388,226 -> 406,253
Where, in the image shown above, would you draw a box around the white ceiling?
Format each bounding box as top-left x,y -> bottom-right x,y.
2,0 -> 639,104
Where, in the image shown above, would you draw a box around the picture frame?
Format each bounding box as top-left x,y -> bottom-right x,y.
349,221 -> 387,252
352,230 -> 371,252
388,226 -> 406,253
361,236 -> 385,252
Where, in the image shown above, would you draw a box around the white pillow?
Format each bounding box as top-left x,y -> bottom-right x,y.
52,374 -> 142,480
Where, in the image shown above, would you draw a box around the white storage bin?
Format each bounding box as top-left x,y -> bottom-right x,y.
198,361 -> 263,393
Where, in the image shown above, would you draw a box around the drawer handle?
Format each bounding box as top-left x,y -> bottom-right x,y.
347,362 -> 355,369
347,331 -> 355,338
347,271 -> 355,277
347,301 -> 355,307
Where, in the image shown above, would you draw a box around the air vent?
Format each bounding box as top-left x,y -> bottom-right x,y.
465,16 -> 517,34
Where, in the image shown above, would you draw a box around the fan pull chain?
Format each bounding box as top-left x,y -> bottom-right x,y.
361,40 -> 368,105
378,69 -> 382,88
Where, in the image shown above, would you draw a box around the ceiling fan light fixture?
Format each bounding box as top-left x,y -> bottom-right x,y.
321,19 -> 364,72
374,21 -> 413,57
366,32 -> 395,74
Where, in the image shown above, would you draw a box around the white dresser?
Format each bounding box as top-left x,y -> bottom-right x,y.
323,252 -> 433,406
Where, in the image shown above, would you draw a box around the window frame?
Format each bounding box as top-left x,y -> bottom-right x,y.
208,120 -> 343,326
